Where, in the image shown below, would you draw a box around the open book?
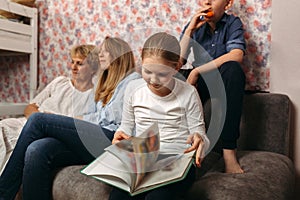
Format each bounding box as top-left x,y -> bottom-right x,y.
81,123 -> 195,196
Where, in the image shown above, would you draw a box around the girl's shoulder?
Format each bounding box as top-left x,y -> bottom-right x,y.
173,78 -> 198,97
174,78 -> 195,90
126,77 -> 146,90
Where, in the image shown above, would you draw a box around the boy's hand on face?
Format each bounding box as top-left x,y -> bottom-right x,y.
112,131 -> 131,144
186,7 -> 213,35
184,133 -> 204,168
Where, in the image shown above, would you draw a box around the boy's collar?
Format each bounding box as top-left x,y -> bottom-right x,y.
206,13 -> 228,32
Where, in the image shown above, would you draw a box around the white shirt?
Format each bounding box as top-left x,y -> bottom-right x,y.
118,78 -> 209,154
31,76 -> 93,117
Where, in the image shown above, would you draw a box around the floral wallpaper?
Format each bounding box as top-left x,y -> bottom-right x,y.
0,0 -> 272,103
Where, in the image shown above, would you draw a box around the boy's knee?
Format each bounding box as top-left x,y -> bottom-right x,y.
220,61 -> 245,85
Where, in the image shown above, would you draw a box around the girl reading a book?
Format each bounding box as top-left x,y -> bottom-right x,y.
110,32 -> 210,200
0,37 -> 141,200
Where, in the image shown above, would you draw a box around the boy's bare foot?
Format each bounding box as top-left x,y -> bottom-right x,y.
223,149 -> 244,174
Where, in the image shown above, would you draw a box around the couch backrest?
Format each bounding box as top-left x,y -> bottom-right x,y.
238,93 -> 291,157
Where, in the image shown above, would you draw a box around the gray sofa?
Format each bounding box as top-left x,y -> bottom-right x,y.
40,93 -> 295,200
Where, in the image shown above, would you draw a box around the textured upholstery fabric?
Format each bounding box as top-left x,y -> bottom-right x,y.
238,93 -> 291,155
52,166 -> 111,200
15,93 -> 295,200
185,151 -> 294,200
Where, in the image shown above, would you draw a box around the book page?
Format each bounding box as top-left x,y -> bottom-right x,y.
133,150 -> 195,195
105,122 -> 160,189
81,152 -> 132,188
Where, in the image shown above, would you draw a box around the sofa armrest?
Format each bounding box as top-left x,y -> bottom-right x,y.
238,92 -> 291,157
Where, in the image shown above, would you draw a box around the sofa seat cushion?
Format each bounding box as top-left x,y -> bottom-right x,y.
52,151 -> 294,200
186,151 -> 295,200
52,165 -> 111,200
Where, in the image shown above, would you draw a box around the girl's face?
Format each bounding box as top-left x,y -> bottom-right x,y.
142,56 -> 178,97
98,45 -> 112,71
71,56 -> 94,82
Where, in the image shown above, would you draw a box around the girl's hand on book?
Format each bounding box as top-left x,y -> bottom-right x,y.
184,133 -> 204,168
112,131 -> 131,144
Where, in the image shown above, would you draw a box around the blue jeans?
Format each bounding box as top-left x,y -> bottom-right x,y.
0,113 -> 113,200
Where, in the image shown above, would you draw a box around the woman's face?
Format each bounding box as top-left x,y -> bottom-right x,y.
142,56 -> 178,96
71,55 -> 94,82
98,45 -> 112,71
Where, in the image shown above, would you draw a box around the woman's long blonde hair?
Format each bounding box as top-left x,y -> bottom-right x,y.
94,37 -> 136,105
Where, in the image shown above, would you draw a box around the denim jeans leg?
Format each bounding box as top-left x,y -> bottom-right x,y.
22,137 -> 81,200
0,112 -> 112,199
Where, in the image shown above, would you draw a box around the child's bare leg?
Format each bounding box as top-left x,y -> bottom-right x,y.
223,149 -> 244,173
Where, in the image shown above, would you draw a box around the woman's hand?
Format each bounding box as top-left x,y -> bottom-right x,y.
112,131 -> 131,144
184,133 -> 205,168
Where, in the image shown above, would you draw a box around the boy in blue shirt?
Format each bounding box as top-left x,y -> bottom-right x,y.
180,0 -> 245,173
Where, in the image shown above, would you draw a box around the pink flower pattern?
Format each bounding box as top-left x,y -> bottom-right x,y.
0,0 -> 272,103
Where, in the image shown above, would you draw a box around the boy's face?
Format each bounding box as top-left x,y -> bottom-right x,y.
142,56 -> 178,96
201,0 -> 231,21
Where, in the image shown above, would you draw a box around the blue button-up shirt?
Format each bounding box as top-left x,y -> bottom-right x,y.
83,72 -> 141,131
181,13 -> 246,67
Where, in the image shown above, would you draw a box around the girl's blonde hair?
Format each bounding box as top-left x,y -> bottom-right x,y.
141,32 -> 180,65
94,37 -> 135,105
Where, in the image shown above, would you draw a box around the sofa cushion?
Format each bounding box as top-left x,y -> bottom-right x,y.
238,93 -> 291,156
52,151 -> 294,200
185,151 -> 295,200
53,166 -> 111,200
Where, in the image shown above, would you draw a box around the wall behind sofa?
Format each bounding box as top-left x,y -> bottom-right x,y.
271,0 -> 300,197
0,0 -> 271,103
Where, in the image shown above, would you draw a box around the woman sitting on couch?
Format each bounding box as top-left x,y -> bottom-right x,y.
0,44 -> 98,174
0,36 -> 140,200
